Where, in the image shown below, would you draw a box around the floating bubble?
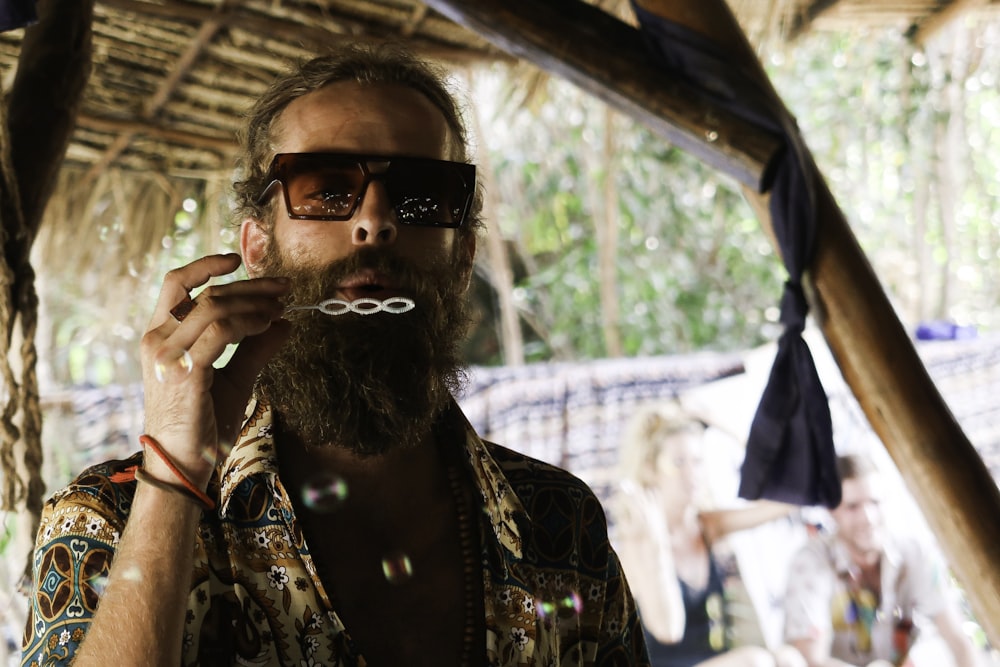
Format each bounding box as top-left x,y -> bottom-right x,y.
217,440 -> 235,459
536,590 -> 584,620
381,553 -> 414,584
86,574 -> 109,596
154,348 -> 194,384
300,474 -> 349,513
199,439 -> 235,466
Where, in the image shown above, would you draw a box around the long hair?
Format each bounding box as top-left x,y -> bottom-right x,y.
231,42 -> 483,237
618,400 -> 706,487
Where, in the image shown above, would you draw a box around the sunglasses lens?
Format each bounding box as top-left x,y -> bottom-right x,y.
283,158 -> 366,219
387,162 -> 470,227
271,154 -> 473,226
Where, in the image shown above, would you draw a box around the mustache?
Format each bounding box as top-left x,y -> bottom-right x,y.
278,248 -> 445,307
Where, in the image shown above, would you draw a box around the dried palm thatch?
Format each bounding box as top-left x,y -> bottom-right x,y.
4,0 -> 998,290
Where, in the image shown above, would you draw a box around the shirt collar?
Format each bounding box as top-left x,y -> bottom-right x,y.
217,396 -> 527,560
830,531 -> 902,577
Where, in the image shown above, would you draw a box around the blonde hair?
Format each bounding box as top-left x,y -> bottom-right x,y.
618,400 -> 706,486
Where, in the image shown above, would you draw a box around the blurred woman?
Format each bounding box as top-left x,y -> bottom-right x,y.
613,402 -> 805,667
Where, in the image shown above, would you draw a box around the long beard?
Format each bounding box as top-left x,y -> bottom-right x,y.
254,244 -> 473,456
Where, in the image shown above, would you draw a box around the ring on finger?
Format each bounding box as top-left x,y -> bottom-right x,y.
170,294 -> 196,322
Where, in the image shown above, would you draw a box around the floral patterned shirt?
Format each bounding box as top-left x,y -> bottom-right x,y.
22,398 -> 648,666
783,533 -> 949,666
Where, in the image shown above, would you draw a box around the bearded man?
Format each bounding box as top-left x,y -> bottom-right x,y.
22,44 -> 648,667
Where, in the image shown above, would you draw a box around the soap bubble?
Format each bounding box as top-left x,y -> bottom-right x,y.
300,474 -> 349,513
86,574 -> 109,596
154,348 -> 193,383
381,553 -> 414,584
536,590 -> 583,620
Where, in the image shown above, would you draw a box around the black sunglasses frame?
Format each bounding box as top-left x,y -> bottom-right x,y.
257,152 -> 477,229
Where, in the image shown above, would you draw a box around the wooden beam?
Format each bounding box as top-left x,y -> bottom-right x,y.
785,0 -> 843,42
420,0 -> 784,191
75,113 -> 236,152
84,6 -> 226,183
912,0 -> 989,46
638,0 -> 1000,646
143,17 -> 223,116
97,0 -> 504,64
400,4 -> 429,38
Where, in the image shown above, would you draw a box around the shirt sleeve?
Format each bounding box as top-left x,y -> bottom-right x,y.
594,546 -> 651,666
783,540 -> 835,643
20,470 -> 131,667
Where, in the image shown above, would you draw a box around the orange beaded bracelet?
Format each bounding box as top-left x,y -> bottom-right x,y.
139,434 -> 216,511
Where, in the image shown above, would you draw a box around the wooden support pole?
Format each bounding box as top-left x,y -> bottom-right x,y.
420,0 -> 784,192
423,0 -> 1000,646
7,0 -> 95,240
912,0 -> 990,46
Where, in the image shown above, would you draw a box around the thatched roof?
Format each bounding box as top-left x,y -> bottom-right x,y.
0,0 -> 990,282
1,0 -> 997,179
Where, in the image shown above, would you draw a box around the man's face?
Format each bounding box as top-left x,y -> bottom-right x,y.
830,474 -> 885,556
241,81 -> 475,283
243,81 -> 477,454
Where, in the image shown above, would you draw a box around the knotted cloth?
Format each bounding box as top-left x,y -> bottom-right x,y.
630,1 -> 841,507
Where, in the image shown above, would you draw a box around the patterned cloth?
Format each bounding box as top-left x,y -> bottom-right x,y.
22,398 -> 649,666
783,533 -> 949,666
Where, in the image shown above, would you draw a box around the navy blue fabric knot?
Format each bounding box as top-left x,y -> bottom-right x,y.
738,329 -> 841,506
0,0 -> 37,32
630,0 -> 840,507
780,281 -> 808,332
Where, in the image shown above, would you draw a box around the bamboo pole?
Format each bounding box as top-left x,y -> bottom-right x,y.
423,0 -> 1000,645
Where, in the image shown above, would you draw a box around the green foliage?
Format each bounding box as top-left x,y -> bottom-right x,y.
474,21 -> 1000,365
477,70 -> 785,363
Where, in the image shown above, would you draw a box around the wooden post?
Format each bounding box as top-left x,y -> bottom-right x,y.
421,0 -> 784,193
422,0 -> 1000,645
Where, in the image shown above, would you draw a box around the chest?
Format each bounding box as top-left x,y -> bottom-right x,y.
292,459 -> 487,666
308,520 -> 480,666
671,527 -> 712,590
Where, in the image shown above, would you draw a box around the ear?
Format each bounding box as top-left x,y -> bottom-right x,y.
457,232 -> 477,293
240,218 -> 269,277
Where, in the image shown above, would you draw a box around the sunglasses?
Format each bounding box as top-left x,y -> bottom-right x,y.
257,152 -> 476,228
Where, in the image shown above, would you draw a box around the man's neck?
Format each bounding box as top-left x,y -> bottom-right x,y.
844,543 -> 882,587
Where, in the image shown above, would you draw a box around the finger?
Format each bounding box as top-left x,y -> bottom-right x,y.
150,253 -> 243,327
166,277 -> 290,333
159,289 -> 290,373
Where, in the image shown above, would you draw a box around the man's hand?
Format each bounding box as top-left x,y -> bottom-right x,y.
140,253 -> 290,488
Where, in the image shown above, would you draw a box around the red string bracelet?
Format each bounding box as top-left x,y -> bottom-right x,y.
139,434 -> 216,511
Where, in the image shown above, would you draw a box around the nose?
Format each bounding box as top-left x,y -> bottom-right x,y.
351,180 -> 397,246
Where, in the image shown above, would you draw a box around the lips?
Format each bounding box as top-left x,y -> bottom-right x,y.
336,269 -> 406,301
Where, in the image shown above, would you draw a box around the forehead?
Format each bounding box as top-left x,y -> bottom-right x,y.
272,81 -> 458,160
838,475 -> 881,506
